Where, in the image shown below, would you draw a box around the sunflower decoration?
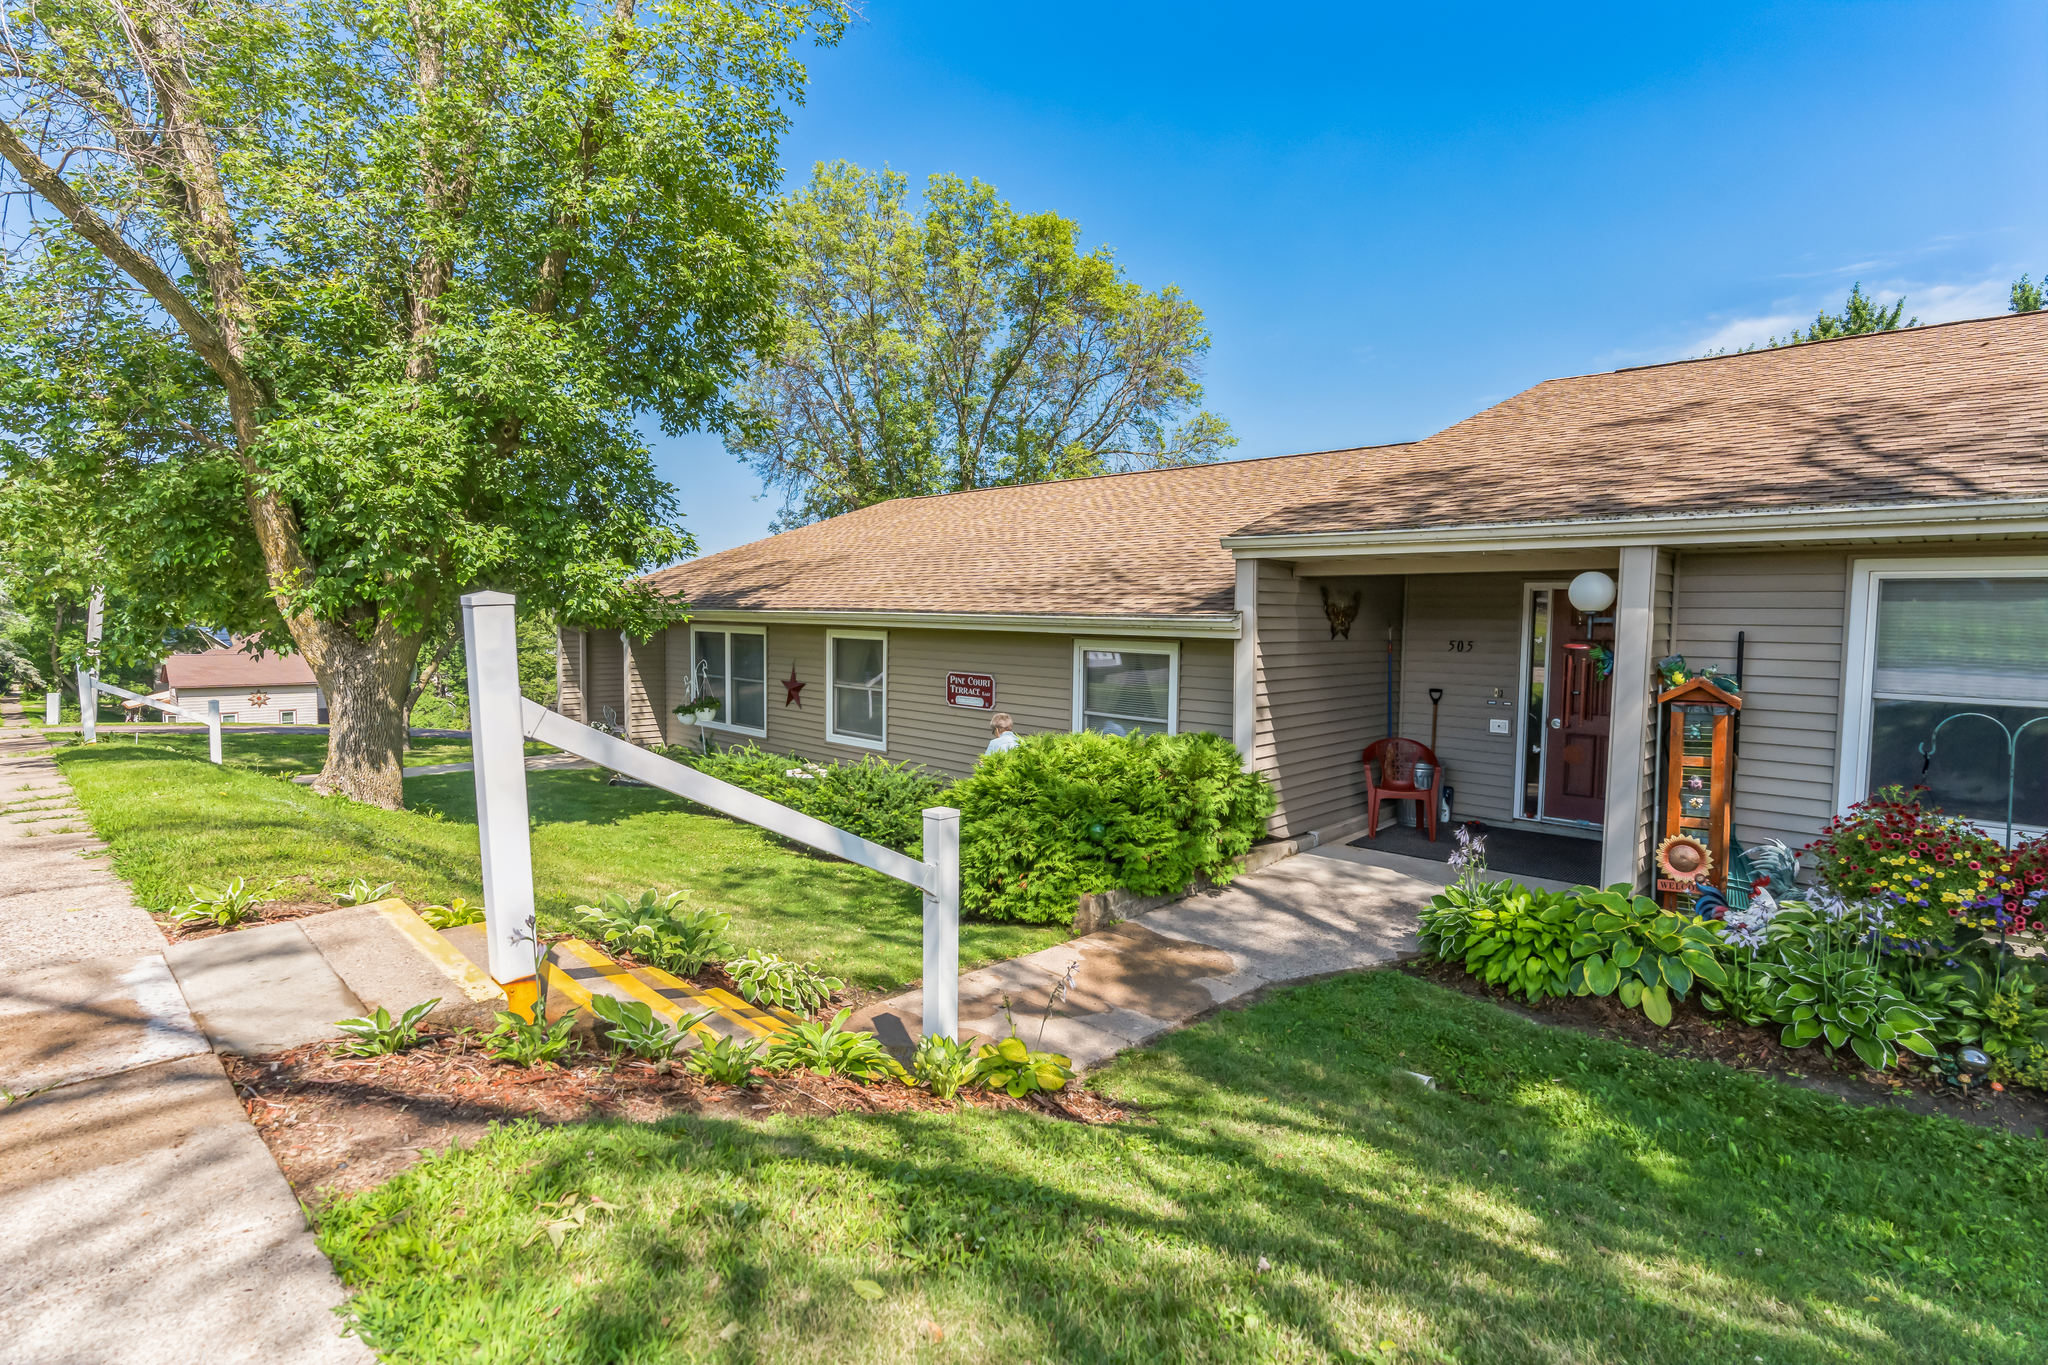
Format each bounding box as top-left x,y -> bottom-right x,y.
1656,833 -> 1713,886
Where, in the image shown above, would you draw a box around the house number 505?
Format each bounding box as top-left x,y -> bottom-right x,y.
1446,639 -> 1476,652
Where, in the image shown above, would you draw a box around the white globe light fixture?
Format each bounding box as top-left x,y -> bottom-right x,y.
1568,570 -> 1617,614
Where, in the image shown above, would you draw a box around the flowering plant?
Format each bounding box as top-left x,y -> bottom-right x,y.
1806,786 -> 2047,946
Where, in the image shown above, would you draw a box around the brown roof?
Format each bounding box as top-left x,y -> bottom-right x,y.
644,447 -> 1406,618
160,647 -> 319,689
1233,310 -> 2048,540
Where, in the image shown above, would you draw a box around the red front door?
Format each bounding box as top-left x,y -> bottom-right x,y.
1541,592 -> 1612,823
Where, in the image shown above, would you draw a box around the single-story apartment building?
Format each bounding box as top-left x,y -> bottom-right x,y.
558,310 -> 2048,891
158,645 -> 326,725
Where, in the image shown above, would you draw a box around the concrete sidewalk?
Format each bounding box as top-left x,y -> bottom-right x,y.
0,702 -> 374,1365
854,843 -> 1564,1069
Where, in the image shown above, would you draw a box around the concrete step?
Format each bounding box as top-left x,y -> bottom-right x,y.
299,900 -> 501,1030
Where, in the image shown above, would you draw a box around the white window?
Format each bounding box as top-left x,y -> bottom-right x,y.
1840,557 -> 2048,833
220,712 -> 237,724
826,630 -> 887,749
1073,640 -> 1179,736
690,627 -> 768,736
278,709 -> 296,725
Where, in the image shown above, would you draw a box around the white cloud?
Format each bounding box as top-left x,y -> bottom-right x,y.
1673,272 -> 2016,362
1686,312 -> 1802,356
1888,275 -> 2011,324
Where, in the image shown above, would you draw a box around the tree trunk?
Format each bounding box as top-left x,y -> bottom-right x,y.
305,620 -> 426,810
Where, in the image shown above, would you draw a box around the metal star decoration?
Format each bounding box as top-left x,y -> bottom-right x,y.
782,665 -> 805,707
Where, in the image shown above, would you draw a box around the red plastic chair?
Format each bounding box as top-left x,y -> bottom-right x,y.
1361,737 -> 1443,841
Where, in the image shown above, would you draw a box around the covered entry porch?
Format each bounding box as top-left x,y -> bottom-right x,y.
1233,546 -> 1669,891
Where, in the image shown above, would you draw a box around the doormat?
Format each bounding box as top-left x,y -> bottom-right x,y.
1350,820 -> 1603,886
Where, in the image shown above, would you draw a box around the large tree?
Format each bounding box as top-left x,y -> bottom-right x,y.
732,161 -> 1234,526
0,0 -> 842,806
1771,282 -> 1915,346
2012,274 -> 2043,314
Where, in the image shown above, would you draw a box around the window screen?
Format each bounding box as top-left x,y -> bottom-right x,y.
831,635 -> 885,743
1866,577 -> 2048,828
1080,648 -> 1172,735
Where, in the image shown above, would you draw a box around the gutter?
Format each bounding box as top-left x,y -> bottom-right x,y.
1221,497 -> 2048,558
676,607 -> 1243,640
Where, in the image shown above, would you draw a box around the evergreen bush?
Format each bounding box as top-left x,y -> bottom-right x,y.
669,743 -> 946,854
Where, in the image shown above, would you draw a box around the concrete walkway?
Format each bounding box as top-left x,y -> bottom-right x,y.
852,843 -> 1462,1067
0,701 -> 374,1365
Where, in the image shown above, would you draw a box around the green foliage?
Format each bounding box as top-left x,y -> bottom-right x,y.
334,999 -> 440,1057
671,743 -> 946,853
167,876 -> 266,927
570,890 -> 731,978
949,730 -> 1276,925
1772,283 -> 1914,346
733,161 -> 1233,527
1564,888 -> 1729,1027
1421,881 -> 1578,1003
764,1009 -> 907,1082
1698,952 -> 1780,1027
682,1033 -> 767,1087
338,877 -> 396,906
1894,958 -> 2048,1063
726,951 -> 843,1014
2012,274 -> 2044,314
418,897 -> 483,930
586,996 -> 712,1062
1749,902 -> 1937,1071
482,1004 -> 578,1069
911,1033 -> 978,1101
969,1035 -> 1074,1098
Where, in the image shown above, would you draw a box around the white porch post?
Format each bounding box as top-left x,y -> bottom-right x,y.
1232,558 -> 1259,771
921,806 -> 961,1041
462,591 -> 541,1016
1600,546 -> 1659,890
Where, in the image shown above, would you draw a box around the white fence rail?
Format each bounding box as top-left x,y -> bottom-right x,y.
460,591 -> 961,1040
85,678 -> 223,764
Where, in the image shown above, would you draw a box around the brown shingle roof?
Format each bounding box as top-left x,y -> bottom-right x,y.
160,647 -> 318,689
644,447 -> 1408,618
1232,310 -> 2048,540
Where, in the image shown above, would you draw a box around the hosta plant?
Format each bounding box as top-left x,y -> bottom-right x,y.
570,890 -> 730,978
912,1033 -> 978,1101
169,877 -> 266,927
970,1036 -> 1074,1098
419,897 -> 483,929
1898,958 -> 2048,1061
587,995 -> 713,1062
765,1010 -> 908,1082
483,1003 -> 579,1068
1565,888 -> 1729,1026
726,951 -> 843,1014
1423,881 -> 1578,1003
334,998 -> 439,1057
1699,953 -> 1781,1027
338,877 -> 396,906
684,1033 -> 767,1086
1751,902 -> 1938,1070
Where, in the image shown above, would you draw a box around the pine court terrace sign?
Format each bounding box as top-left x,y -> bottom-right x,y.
944,672 -> 996,710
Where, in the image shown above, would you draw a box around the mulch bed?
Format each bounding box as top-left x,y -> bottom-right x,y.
1404,957 -> 2048,1138
226,1028 -> 1131,1205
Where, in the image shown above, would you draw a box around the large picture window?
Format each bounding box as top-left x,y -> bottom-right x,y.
827,631 -> 887,748
1074,640 -> 1178,736
690,627 -> 767,736
1842,560 -> 2048,832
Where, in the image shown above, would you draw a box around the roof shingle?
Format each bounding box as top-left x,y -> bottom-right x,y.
160,647 -> 319,689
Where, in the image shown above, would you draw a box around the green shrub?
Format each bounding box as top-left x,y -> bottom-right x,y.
912,1033 -> 978,1101
948,730 -> 1275,926
969,1035 -> 1074,1097
765,1009 -> 908,1082
1565,888 -> 1730,1027
726,950 -> 842,1014
668,743 -> 946,854
1420,880 -> 1577,1003
569,890 -> 730,978
334,999 -> 439,1057
683,1033 -> 767,1086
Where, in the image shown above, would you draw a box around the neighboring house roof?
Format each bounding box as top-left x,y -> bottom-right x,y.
160,647 -> 319,690
642,446 -> 1407,619
1232,310 -> 2048,541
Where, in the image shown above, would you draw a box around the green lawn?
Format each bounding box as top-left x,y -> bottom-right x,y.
315,971 -> 2045,1365
50,732 -> 1062,989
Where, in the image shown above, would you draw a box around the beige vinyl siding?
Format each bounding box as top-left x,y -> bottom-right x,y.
1397,573 -> 1528,823
626,634 -> 667,746
1669,549 -> 1848,854
556,627 -> 586,720
667,621 -> 1229,777
171,684 -> 324,725
1252,564 -> 1403,838
585,632 -> 626,731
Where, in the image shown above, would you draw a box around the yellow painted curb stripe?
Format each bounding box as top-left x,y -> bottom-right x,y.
368,899 -> 503,1004
630,962 -> 803,1039
547,939 -> 702,1024
539,938 -> 801,1040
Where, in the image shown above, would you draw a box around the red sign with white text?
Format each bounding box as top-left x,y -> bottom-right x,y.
945,672 -> 997,709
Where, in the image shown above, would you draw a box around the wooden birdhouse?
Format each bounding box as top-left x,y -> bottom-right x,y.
1656,676 -> 1742,910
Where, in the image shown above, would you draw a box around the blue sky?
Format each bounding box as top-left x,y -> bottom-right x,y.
656,1 -> 2048,558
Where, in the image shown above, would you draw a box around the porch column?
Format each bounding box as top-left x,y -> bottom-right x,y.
1232,558 -> 1259,771
1600,545 -> 1659,889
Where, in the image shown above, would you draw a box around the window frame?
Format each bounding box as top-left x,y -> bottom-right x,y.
689,625 -> 769,739
278,709 -> 296,725
1836,554 -> 2048,831
825,628 -> 888,750
1072,638 -> 1180,736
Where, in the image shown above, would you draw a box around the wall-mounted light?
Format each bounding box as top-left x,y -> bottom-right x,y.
1568,570 -> 1617,614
